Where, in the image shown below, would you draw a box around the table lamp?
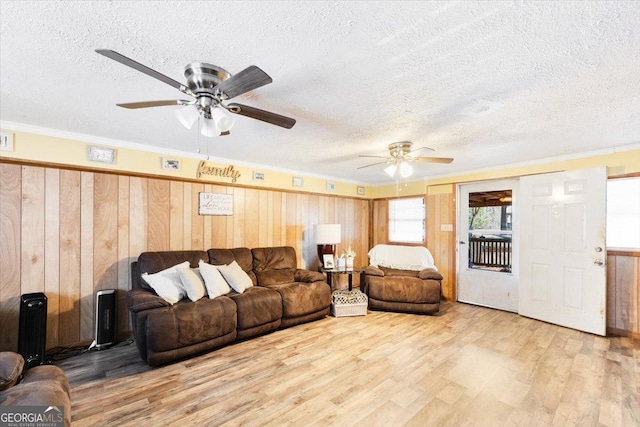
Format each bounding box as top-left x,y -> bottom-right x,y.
314,224 -> 341,268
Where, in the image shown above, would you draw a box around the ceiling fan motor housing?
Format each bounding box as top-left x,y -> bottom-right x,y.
184,63 -> 231,93
389,141 -> 413,160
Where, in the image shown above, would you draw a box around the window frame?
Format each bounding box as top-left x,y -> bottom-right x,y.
388,196 -> 426,244
607,174 -> 640,253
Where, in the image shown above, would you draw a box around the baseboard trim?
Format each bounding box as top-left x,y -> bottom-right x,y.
607,327 -> 640,339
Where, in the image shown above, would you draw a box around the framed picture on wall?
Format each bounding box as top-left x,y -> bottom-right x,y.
162,158 -> 181,170
323,254 -> 335,269
199,192 -> 233,215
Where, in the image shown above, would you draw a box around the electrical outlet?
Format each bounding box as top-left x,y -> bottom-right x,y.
253,171 -> 265,181
292,177 -> 303,187
0,132 -> 14,151
326,182 -> 336,192
440,224 -> 454,232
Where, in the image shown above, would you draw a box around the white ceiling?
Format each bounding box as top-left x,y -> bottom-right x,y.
1,1 -> 639,185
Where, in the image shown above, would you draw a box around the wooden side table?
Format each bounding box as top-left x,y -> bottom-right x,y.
321,267 -> 365,291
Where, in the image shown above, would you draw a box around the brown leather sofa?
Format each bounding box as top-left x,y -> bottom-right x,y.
0,352 -> 71,427
127,246 -> 331,366
364,266 -> 443,314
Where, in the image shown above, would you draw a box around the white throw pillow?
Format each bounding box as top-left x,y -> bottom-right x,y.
199,260 -> 232,298
141,261 -> 190,304
177,267 -> 207,302
217,260 -> 253,293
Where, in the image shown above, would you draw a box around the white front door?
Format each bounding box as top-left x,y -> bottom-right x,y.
519,167 -> 607,336
457,180 -> 519,312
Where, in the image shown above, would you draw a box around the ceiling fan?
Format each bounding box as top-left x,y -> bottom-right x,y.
358,141 -> 453,178
95,49 -> 296,137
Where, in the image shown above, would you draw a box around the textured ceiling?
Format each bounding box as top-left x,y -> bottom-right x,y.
1,1 -> 639,185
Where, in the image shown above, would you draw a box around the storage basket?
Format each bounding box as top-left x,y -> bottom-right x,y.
331,290 -> 368,317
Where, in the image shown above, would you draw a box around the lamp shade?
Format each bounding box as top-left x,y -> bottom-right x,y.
384,164 -> 397,177
200,117 -> 218,137
211,107 -> 235,132
175,106 -> 199,129
399,161 -> 413,178
314,224 -> 341,244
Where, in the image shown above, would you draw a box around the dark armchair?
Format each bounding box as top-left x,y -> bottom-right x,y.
363,244 -> 443,314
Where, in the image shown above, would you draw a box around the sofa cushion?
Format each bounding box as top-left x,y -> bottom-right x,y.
368,244 -> 437,271
0,352 -> 24,391
141,261 -> 190,304
177,267 -> 207,301
218,261 -> 253,293
367,275 -> 440,304
199,260 -> 232,298
267,282 -> 331,318
208,248 -> 257,285
146,296 -> 237,352
251,246 -> 297,286
229,287 -> 283,330
379,266 -> 419,277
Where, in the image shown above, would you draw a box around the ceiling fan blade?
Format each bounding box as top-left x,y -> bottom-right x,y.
357,161 -> 389,170
358,155 -> 389,159
96,49 -> 192,96
215,66 -> 273,99
116,100 -> 192,109
413,157 -> 454,164
227,103 -> 296,129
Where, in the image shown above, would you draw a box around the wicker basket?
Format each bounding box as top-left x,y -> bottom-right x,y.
331,290 -> 368,317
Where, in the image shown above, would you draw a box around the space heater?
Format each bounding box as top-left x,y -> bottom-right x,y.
18,292 -> 48,369
91,289 -> 117,349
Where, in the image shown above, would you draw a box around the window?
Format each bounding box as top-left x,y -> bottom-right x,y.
389,197 -> 425,243
467,190 -> 513,273
607,177 -> 640,250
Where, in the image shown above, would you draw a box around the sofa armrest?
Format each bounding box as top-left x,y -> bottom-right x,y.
365,266 -> 385,277
418,268 -> 443,281
295,269 -> 326,283
126,289 -> 170,313
0,352 -> 24,391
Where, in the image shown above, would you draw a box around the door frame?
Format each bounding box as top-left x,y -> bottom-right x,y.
456,179 -> 520,312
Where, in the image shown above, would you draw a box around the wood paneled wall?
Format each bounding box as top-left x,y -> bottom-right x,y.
607,252 -> 640,337
0,163 -> 370,351
425,187 -> 456,301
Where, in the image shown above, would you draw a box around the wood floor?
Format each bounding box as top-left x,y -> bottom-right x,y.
56,302 -> 639,427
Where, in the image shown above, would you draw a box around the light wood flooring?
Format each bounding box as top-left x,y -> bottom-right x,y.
56,302 -> 639,427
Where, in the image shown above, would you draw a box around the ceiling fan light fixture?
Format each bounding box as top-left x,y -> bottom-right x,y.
200,117 -> 219,137
399,161 -> 413,178
211,107 -> 235,132
384,164 -> 397,177
175,106 -> 199,129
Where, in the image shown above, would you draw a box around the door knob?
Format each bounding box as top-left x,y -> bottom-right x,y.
459,241 -> 466,245
594,259 -> 604,267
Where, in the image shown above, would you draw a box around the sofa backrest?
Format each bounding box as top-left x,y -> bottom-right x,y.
135,250 -> 208,290
251,246 -> 297,286
368,244 -> 437,271
207,247 -> 257,286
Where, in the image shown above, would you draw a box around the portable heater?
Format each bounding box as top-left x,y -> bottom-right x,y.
90,289 -> 117,349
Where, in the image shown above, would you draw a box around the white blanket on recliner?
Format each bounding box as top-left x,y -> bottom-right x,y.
368,244 -> 437,271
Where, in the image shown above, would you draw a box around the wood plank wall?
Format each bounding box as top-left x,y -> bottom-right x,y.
425,187 -> 457,301
607,252 -> 640,337
0,163 -> 370,351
